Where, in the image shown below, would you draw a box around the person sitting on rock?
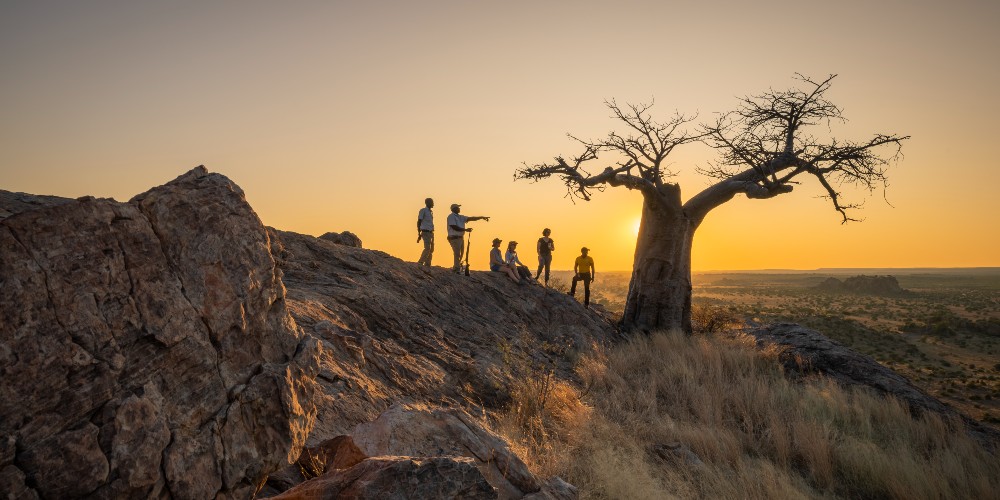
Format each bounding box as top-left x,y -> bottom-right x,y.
489,238 -> 520,283
505,241 -> 535,282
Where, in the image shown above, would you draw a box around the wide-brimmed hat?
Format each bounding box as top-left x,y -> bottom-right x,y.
492,238 -> 502,244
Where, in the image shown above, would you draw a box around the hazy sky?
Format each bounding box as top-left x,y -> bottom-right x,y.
2,0 -> 998,271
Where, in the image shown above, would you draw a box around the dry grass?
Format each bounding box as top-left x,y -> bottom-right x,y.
494,329 -> 1000,499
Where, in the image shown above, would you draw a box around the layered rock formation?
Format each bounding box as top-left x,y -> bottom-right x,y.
0,168 -> 318,499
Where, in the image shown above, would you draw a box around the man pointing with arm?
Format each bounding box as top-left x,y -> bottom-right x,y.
446,203 -> 489,273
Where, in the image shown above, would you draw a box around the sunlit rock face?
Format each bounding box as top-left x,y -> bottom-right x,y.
0,167 -> 318,499
269,226 -> 619,442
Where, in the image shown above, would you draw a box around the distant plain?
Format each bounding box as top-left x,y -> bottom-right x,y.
546,268 -> 1000,425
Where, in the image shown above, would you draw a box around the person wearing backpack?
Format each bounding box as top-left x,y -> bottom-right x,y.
534,228 -> 555,286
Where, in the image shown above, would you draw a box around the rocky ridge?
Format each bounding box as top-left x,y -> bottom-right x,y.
3,167 -> 993,498
1,167 -> 617,499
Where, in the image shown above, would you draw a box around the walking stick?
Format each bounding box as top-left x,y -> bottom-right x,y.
464,232 -> 472,276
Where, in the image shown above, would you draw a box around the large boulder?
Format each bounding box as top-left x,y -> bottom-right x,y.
350,404 -> 575,500
262,404 -> 577,500
268,456 -> 497,499
0,167 -> 318,498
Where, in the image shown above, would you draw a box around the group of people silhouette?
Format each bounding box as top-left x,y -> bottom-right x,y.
416,198 -> 596,307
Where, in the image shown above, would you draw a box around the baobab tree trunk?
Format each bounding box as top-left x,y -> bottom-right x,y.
621,187 -> 697,333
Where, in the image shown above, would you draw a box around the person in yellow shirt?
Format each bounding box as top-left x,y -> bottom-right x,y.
569,247 -> 595,307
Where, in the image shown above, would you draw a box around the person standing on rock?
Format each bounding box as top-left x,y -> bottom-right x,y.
416,198 -> 435,266
447,203 -> 489,273
534,228 -> 555,286
569,247 -> 595,307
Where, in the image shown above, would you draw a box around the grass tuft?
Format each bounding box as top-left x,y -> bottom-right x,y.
494,329 -> 1000,499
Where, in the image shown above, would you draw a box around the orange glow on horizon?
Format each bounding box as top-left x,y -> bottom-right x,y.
1,2 -> 998,272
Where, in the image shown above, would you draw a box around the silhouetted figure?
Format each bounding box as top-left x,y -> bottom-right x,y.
446,203 -> 489,273
535,228 -> 555,285
569,247 -> 595,307
416,198 -> 434,266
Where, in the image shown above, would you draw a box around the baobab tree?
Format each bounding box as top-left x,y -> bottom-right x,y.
516,75 -> 908,333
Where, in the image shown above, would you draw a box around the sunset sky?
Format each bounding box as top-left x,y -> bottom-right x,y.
2,1 -> 998,271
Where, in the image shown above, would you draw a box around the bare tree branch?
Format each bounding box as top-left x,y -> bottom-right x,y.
515,100 -> 702,204
688,74 -> 909,221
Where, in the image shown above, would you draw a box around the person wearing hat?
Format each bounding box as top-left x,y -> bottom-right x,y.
489,237 -> 520,283
504,241 -> 533,282
446,203 -> 489,273
569,247 -> 596,307
416,197 -> 435,266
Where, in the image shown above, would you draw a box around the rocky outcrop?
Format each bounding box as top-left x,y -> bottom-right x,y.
815,275 -> 907,295
270,227 -> 618,440
0,167 -> 318,498
748,323 -> 1000,450
1,167 -> 615,498
350,404 -> 542,499
269,456 -> 497,499
260,404 -> 577,500
258,435 -> 368,496
319,231 -> 362,248
0,190 -> 73,221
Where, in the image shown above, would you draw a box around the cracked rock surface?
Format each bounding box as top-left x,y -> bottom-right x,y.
269,226 -> 619,442
0,167 -> 318,499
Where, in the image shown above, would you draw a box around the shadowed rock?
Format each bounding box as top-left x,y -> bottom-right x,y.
350,403 -> 540,498
267,456 -> 497,499
319,230 -> 362,248
0,190 -> 74,220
